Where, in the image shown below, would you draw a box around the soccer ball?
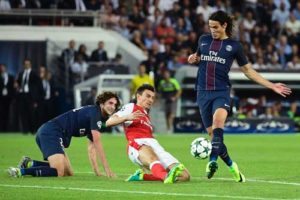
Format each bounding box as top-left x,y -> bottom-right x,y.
190,137 -> 212,159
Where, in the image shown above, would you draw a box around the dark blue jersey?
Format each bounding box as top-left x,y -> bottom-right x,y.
50,105 -> 107,147
195,34 -> 248,90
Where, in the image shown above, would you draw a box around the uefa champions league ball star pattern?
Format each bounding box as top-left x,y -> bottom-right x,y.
190,137 -> 212,159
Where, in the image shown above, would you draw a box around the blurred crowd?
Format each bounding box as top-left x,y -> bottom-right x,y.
230,93 -> 300,129
0,61 -> 59,133
1,0 -> 300,73
59,39 -> 128,85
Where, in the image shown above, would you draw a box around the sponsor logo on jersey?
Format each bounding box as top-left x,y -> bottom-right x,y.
200,51 -> 226,64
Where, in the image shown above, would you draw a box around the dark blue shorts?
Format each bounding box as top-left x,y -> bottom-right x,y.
197,89 -> 231,128
35,121 -> 65,160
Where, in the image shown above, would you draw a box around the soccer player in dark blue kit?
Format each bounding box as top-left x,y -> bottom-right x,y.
8,91 -> 120,178
188,11 -> 292,182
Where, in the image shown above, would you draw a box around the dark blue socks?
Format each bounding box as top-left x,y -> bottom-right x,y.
21,167 -> 58,177
219,143 -> 233,167
210,128 -> 232,166
210,128 -> 223,161
32,160 -> 50,167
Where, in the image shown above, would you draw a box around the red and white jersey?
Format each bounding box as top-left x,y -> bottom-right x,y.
115,103 -> 154,141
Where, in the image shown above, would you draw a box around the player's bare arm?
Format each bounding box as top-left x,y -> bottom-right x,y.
91,130 -> 115,177
106,110 -> 145,127
240,64 -> 292,97
187,53 -> 200,64
87,140 -> 102,176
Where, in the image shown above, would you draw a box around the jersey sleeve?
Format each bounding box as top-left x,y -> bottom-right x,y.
235,42 -> 248,67
90,108 -> 102,131
87,108 -> 105,142
115,103 -> 134,117
196,35 -> 204,55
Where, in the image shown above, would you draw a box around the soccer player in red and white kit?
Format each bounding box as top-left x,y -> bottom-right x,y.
106,84 -> 190,183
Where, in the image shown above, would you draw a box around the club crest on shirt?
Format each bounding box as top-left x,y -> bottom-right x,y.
97,121 -> 102,129
226,45 -> 232,52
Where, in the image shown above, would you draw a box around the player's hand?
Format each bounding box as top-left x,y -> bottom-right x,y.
126,110 -> 145,121
272,83 -> 292,97
187,53 -> 200,64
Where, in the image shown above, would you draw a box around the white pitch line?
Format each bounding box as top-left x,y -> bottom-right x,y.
75,172 -> 300,187
213,177 -> 300,187
0,184 -> 298,200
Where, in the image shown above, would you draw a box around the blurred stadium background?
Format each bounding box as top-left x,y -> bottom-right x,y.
0,0 -> 299,134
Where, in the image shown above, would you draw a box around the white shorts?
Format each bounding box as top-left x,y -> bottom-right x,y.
127,138 -> 179,169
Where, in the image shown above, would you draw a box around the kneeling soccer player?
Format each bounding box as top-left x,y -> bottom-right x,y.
8,92 -> 120,178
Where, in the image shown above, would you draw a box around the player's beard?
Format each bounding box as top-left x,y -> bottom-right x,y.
211,33 -> 219,39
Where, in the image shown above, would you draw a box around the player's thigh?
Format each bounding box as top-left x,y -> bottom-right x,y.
211,90 -> 230,114
127,144 -> 159,168
36,122 -> 65,160
48,154 -> 65,177
212,90 -> 230,128
138,145 -> 160,167
212,108 -> 228,128
197,91 -> 213,128
149,140 -> 179,169
199,102 -> 213,128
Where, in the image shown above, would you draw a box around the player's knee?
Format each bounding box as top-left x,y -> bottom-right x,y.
55,168 -> 65,177
181,170 -> 190,181
212,119 -> 224,128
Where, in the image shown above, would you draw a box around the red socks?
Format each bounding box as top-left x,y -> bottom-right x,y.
143,174 -> 162,181
148,161 -> 167,181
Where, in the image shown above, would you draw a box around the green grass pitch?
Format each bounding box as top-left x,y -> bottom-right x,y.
0,133 -> 299,200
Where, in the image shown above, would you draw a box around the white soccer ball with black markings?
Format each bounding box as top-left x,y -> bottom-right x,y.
190,137 -> 212,159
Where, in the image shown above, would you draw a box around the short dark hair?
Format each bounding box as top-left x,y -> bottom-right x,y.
136,84 -> 155,96
96,91 -> 120,109
209,11 -> 234,37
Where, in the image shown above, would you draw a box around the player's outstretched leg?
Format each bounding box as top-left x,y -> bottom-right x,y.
229,162 -> 245,182
206,161 -> 218,179
8,166 -> 58,177
126,169 -> 144,181
163,163 -> 185,184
